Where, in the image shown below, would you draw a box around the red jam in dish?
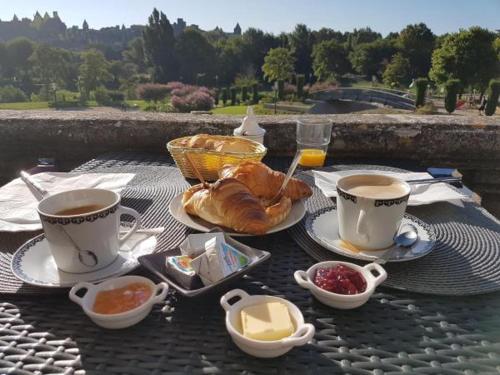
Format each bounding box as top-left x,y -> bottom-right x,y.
313,265 -> 367,295
93,282 -> 152,314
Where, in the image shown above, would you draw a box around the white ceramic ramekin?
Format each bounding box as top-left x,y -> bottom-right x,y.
220,289 -> 315,358
294,261 -> 387,309
69,275 -> 168,329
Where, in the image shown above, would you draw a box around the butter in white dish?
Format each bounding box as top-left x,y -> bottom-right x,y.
179,233 -> 226,258
241,301 -> 294,341
191,237 -> 250,285
165,255 -> 201,289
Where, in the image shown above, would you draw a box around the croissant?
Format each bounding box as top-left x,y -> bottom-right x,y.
179,134 -> 255,153
219,161 -> 312,202
182,178 -> 291,235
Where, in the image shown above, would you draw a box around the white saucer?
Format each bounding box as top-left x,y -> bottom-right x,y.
11,231 -> 157,287
169,193 -> 306,237
305,208 -> 436,262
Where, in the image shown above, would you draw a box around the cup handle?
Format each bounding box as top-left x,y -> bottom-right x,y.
69,282 -> 94,306
363,262 -> 388,286
118,206 -> 142,246
152,282 -> 169,304
281,323 -> 315,347
220,289 -> 249,312
294,270 -> 312,290
356,208 -> 370,242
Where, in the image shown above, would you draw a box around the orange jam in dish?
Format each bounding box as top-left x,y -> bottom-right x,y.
93,282 -> 152,314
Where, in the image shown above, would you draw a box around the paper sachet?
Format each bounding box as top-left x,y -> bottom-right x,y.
179,233 -> 225,257
191,235 -> 250,285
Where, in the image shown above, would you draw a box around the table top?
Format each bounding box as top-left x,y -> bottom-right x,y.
1,152 -> 500,375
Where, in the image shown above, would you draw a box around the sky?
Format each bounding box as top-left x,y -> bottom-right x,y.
1,0 -> 499,36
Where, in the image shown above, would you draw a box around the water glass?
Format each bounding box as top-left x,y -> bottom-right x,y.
296,119 -> 333,167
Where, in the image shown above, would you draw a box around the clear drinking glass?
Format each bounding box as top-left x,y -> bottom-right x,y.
296,119 -> 333,168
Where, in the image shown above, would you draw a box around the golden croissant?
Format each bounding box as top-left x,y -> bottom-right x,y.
179,134 -> 255,153
219,161 -> 312,202
182,178 -> 291,235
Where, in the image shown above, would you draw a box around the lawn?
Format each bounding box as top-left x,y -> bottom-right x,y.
0,101 -> 50,110
212,104 -> 291,115
0,100 -> 148,110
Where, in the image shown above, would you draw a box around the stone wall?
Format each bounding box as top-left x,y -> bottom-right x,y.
0,110 -> 499,216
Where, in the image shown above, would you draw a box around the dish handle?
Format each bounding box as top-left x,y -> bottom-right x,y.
281,323 -> 315,347
294,270 -> 312,290
152,282 -> 169,304
69,282 -> 95,306
363,263 -> 387,286
220,289 -> 249,312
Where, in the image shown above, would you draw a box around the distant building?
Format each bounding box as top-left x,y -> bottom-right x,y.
233,23 -> 241,35
172,18 -> 186,36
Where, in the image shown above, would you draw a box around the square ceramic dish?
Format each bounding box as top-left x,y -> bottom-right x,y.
138,231 -> 270,297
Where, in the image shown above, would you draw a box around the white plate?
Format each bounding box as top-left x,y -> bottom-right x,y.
169,193 -> 306,237
11,230 -> 157,287
305,208 -> 436,262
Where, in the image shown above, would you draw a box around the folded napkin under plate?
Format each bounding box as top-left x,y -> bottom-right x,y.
312,170 -> 469,206
0,172 -> 135,232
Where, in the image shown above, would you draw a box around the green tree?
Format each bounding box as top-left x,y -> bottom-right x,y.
349,39 -> 396,78
123,37 -> 146,72
444,79 -> 461,114
176,29 -> 216,83
0,43 -> 8,77
312,40 -> 350,81
346,27 -> 381,49
215,38 -> 244,85
312,28 -> 346,44
485,79 -> 500,116
397,23 -> 435,77
240,28 -> 280,80
415,78 -> 428,107
5,37 -> 34,79
288,24 -> 314,79
429,27 -> 498,92
79,49 -> 111,98
143,8 -> 177,83
262,47 -> 295,82
382,53 -> 411,87
29,44 -> 71,87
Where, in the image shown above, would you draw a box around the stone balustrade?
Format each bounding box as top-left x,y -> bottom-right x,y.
0,110 -> 499,216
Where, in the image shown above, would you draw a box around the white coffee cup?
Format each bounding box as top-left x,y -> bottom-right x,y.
37,189 -> 141,273
336,174 -> 410,250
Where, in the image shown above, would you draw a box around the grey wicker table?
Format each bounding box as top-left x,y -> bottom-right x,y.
1,152 -> 500,375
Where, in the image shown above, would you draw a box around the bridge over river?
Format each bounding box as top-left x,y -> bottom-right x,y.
310,87 -> 416,111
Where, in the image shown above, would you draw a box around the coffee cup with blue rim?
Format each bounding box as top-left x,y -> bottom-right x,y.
37,189 -> 141,273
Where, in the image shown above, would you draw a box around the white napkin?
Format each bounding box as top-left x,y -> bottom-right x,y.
0,172 -> 135,232
312,170 -> 469,206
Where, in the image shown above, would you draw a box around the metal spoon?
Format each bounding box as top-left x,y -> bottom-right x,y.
268,149 -> 303,205
393,225 -> 418,247
376,224 -> 418,264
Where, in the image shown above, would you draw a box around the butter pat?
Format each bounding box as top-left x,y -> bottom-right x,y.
241,302 -> 294,341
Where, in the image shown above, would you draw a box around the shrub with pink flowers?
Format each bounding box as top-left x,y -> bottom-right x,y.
165,81 -> 185,92
171,87 -> 215,112
136,84 -> 170,102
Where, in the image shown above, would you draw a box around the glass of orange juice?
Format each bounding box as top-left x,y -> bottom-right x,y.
296,118 -> 333,168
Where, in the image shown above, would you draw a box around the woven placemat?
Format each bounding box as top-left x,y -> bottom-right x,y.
0,161 -> 193,294
288,165 -> 500,296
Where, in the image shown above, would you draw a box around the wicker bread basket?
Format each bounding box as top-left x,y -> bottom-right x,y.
167,135 -> 267,181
